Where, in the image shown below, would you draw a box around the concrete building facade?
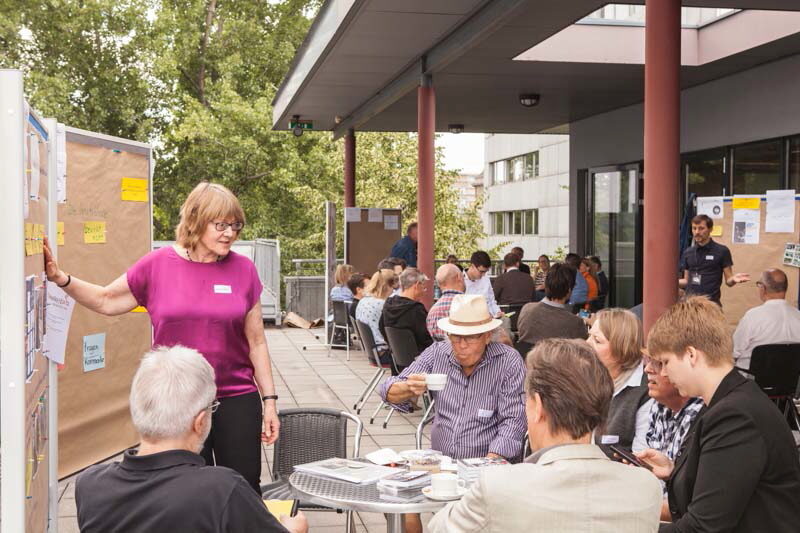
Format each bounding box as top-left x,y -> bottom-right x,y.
481,134 -> 570,260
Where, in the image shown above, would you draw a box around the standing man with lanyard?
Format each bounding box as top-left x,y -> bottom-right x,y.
679,214 -> 749,305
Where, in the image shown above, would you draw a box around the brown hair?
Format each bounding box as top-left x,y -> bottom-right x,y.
526,338 -> 613,439
647,296 -> 733,366
335,264 -> 355,286
595,308 -> 643,371
691,214 -> 713,230
365,269 -> 397,300
175,182 -> 245,249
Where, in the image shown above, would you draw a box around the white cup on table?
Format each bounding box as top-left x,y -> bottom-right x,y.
425,373 -> 447,391
430,472 -> 466,497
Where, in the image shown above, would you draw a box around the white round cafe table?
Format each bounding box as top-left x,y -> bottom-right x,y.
289,471 -> 449,533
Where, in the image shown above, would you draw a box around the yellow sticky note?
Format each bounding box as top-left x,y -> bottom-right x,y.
24,223 -> 34,256
131,306 -> 147,313
121,177 -> 149,202
57,221 -> 65,246
711,225 -> 723,237
732,197 -> 760,209
83,221 -> 107,244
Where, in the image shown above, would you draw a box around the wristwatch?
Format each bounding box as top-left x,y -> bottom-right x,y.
262,395 -> 278,401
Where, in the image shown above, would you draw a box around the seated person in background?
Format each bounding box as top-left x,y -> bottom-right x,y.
579,257 -> 599,310
589,256 -> 609,310
346,273 -> 368,320
330,264 -> 354,301
511,246 -> 531,275
493,252 -> 535,306
643,349 -> 703,468
464,250 -> 501,318
379,268 -> 433,357
389,222 -> 418,267
76,346 -> 306,533
429,338 -> 662,533
355,269 -> 397,368
427,264 -> 466,341
380,294 -> 526,533
445,254 -> 464,271
533,254 -> 549,302
587,309 -> 652,452
733,268 -> 800,371
565,253 -> 589,312
640,297 -> 800,531
517,263 -> 588,348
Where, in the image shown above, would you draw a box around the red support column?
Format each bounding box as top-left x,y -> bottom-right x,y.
344,128 -> 356,208
417,76 -> 435,308
643,0 -> 681,335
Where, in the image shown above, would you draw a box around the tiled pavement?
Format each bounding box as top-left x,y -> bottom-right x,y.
57,326 -> 434,533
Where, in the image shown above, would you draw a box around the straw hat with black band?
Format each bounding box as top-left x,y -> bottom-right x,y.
437,294 -> 503,336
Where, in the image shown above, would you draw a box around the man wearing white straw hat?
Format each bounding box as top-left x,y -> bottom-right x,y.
379,294 -> 527,460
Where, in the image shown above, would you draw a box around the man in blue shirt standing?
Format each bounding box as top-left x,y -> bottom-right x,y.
390,222 -> 418,267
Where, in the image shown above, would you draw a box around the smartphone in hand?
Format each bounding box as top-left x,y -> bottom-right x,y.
609,445 -> 654,471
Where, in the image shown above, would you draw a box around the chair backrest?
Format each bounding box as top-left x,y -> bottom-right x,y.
355,319 -> 379,365
272,408 -> 357,481
514,340 -> 534,359
384,327 -> 420,367
331,300 -> 350,326
749,343 -> 800,397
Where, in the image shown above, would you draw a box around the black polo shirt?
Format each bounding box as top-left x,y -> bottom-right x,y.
76,449 -> 287,533
679,239 -> 733,304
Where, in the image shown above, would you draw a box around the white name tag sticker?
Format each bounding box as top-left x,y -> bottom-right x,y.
214,284 -> 232,294
600,435 -> 619,444
705,255 -> 714,260
477,409 -> 494,418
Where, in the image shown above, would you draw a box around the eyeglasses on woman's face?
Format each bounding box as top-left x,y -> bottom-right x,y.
211,221 -> 244,232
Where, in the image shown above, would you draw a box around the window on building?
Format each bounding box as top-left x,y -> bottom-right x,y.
789,136 -> 800,191
506,211 -> 522,235
512,157 -> 525,181
523,209 -> 538,235
683,148 -> 727,198
493,160 -> 506,185
524,152 -> 539,179
733,140 -> 783,194
492,212 -> 504,235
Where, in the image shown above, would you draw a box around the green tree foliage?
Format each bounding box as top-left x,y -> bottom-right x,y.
2,0 -> 489,277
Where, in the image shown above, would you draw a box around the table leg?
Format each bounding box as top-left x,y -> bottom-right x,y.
386,513 -> 405,533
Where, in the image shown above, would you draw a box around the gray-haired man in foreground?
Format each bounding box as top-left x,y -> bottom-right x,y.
76,345 -> 307,533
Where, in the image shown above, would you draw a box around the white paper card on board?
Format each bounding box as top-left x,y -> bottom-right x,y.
56,123 -> 67,203
765,190 -> 795,233
732,208 -> 760,245
29,133 -> 40,201
384,215 -> 399,231
345,207 -> 361,223
83,333 -> 106,372
368,208 -> 383,223
696,196 -> 724,220
43,282 -> 75,365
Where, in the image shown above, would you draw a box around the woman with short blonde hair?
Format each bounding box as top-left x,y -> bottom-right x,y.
44,181 -> 280,493
331,264 -> 355,302
355,269 -> 398,361
587,308 -> 651,452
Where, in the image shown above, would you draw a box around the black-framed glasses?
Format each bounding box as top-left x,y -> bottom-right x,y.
207,400 -> 220,413
448,333 -> 484,345
213,221 -> 244,232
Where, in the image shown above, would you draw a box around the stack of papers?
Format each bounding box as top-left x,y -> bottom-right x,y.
377,471 -> 431,492
294,458 -> 402,485
457,457 -> 510,484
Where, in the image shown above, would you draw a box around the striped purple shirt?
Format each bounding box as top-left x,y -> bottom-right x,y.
379,341 -> 527,460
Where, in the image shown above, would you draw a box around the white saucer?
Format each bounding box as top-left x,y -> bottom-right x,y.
421,485 -> 467,501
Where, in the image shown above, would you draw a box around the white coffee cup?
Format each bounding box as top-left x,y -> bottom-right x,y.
425,373 -> 448,391
430,472 -> 466,497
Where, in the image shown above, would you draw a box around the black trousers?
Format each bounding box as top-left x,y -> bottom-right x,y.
200,390 -> 262,494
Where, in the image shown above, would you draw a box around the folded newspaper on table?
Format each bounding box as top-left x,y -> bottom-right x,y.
457,457 -> 510,484
294,458 -> 403,484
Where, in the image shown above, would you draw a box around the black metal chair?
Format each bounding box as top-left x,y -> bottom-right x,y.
261,408 -> 363,532
327,300 -> 352,360
737,343 -> 800,429
370,327 -> 422,427
352,319 -> 393,414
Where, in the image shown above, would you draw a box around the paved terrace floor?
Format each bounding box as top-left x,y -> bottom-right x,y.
58,326 -> 435,533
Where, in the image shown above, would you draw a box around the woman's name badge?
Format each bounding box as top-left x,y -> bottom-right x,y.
214,284 -> 232,294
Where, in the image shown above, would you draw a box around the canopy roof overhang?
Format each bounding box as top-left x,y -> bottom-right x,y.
273,0 -> 800,139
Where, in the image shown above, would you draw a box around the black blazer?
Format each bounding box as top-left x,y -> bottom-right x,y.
661,370 -> 800,532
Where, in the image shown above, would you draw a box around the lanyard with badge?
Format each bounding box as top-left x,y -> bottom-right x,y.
689,246 -> 715,286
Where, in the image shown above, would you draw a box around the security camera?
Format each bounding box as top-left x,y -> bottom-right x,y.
519,93 -> 540,108
292,125 -> 304,137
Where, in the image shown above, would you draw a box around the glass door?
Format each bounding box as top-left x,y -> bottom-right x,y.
589,165 -> 642,308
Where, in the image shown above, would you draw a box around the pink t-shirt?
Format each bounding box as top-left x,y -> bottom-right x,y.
126,246 -> 263,398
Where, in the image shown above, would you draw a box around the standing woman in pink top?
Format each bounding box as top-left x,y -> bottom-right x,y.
43,182 -> 280,493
